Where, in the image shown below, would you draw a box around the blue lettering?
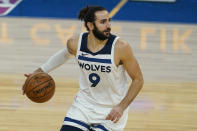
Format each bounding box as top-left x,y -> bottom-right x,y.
101,66 -> 106,72
85,64 -> 91,70
78,61 -> 111,73
91,64 -> 96,71
106,66 -> 111,73
95,65 -> 100,71
78,61 -> 84,68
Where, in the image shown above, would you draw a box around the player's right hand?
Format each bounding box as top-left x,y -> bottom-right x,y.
22,68 -> 43,95
106,105 -> 124,123
22,73 -> 32,95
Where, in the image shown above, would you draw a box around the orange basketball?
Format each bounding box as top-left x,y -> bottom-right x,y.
24,72 -> 55,103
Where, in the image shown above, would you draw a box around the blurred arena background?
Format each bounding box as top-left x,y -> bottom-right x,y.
0,0 -> 197,130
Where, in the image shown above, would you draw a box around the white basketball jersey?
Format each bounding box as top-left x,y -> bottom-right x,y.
75,32 -> 129,107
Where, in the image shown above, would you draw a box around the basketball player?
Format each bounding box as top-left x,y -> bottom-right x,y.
23,6 -> 144,131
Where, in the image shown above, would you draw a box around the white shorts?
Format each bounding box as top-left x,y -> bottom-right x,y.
62,95 -> 129,131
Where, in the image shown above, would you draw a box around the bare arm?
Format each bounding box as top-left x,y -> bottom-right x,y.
22,35 -> 79,94
118,42 -> 144,110
106,40 -> 144,123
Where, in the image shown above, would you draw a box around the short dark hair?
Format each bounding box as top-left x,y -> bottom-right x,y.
78,6 -> 107,31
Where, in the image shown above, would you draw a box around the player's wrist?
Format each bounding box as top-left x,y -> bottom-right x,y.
117,102 -> 128,111
34,68 -> 44,73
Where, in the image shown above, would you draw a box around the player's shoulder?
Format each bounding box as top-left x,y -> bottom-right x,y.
114,38 -> 134,60
67,34 -> 80,55
67,34 -> 80,45
115,38 -> 131,51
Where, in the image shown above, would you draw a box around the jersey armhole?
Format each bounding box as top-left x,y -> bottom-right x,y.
76,33 -> 84,58
111,37 -> 120,67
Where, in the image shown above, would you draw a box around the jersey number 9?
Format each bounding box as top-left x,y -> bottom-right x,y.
89,73 -> 100,87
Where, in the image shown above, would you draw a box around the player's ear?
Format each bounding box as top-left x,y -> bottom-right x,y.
87,22 -> 94,31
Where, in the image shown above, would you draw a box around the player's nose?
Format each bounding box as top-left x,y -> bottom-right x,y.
106,21 -> 111,28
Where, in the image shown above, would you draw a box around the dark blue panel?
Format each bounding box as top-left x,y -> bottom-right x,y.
78,55 -> 111,64
2,0 -> 197,24
114,0 -> 197,24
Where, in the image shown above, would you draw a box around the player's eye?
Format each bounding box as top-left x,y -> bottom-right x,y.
100,18 -> 111,24
100,20 -> 106,24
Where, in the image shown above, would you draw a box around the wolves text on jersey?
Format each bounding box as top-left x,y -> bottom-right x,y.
78,61 -> 111,73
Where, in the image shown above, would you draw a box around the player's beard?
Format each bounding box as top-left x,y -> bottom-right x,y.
92,23 -> 111,40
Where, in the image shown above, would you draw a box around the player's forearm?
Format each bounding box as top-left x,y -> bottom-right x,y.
34,68 -> 44,73
118,78 -> 144,111
40,48 -> 71,73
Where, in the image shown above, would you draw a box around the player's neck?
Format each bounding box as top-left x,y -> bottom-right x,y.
87,32 -> 108,53
88,32 -> 108,46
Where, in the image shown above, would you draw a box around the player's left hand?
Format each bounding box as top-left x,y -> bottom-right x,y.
22,73 -> 32,95
105,105 -> 124,123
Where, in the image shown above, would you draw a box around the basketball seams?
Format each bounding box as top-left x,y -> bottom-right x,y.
24,72 -> 50,92
24,72 -> 55,103
23,73 -> 36,93
26,78 -> 53,95
28,87 -> 55,103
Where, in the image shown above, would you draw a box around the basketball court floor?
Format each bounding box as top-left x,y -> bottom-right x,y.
0,16 -> 197,130
0,74 -> 197,131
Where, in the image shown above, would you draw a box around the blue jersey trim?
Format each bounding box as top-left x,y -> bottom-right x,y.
80,32 -> 116,55
94,124 -> 109,131
64,117 -> 108,131
64,117 -> 90,130
78,55 -> 111,64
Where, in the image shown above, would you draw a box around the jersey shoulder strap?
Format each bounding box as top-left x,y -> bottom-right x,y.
79,32 -> 117,56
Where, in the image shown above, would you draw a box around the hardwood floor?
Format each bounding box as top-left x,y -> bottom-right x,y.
0,75 -> 196,131
0,17 -> 196,131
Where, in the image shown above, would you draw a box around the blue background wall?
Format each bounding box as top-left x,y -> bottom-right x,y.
4,0 -> 197,24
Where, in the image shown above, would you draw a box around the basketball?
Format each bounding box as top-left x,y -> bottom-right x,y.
24,72 -> 55,103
